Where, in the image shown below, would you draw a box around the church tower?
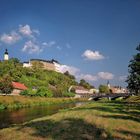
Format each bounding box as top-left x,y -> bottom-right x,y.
4,49 -> 9,61
107,81 -> 110,89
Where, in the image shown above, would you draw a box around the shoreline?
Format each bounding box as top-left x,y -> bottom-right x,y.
0,100 -> 139,140
0,96 -> 86,110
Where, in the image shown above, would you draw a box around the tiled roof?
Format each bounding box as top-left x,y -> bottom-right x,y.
12,82 -> 28,90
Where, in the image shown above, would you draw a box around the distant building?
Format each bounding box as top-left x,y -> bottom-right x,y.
69,86 -> 94,98
110,86 -> 128,93
11,82 -> 28,95
4,49 -> 9,61
23,59 -> 62,73
107,81 -> 128,93
23,61 -> 32,68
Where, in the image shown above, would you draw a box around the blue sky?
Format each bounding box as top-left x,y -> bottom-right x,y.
0,0 -> 140,87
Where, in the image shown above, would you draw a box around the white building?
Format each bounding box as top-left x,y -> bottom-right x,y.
23,61 -> 32,68
4,49 -> 9,61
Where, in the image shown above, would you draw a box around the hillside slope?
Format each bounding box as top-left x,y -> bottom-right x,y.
0,58 -> 77,96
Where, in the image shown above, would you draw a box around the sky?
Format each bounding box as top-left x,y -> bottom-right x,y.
0,0 -> 140,88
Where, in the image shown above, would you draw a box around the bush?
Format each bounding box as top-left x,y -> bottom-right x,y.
62,92 -> 75,97
20,90 -> 29,96
20,89 -> 37,96
36,87 -> 53,97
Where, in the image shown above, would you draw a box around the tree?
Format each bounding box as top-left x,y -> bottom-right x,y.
99,85 -> 109,93
126,45 -> 140,94
0,75 -> 13,94
79,79 -> 94,89
64,71 -> 75,80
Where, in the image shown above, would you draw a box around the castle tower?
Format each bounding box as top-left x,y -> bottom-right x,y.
107,81 -> 110,89
4,49 -> 9,61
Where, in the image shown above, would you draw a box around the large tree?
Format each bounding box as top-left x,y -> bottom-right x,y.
79,79 -> 94,89
99,85 -> 109,93
0,75 -> 13,94
126,45 -> 140,94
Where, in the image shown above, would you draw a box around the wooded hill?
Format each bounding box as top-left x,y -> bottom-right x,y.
0,58 -> 78,97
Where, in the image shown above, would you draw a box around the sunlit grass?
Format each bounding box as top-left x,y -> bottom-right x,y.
0,100 -> 140,140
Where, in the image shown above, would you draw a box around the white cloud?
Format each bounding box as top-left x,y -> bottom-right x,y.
32,29 -> 40,35
0,31 -> 21,44
56,46 -> 62,50
77,74 -> 98,81
42,41 -> 56,47
98,72 -> 114,80
19,24 -> 39,38
58,65 -> 80,75
82,50 -> 105,60
119,75 -> 127,81
22,40 -> 43,54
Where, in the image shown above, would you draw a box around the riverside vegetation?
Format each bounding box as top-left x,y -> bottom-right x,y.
0,96 -> 84,110
0,96 -> 139,140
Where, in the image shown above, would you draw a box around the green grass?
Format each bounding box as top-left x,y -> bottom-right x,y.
124,95 -> 140,103
0,100 -> 140,140
0,96 -> 82,110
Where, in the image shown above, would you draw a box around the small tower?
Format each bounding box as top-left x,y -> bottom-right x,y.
107,80 -> 110,89
4,49 -> 9,61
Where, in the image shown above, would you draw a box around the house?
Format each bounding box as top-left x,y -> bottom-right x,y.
109,86 -> 128,93
11,82 -> 28,95
69,86 -> 93,98
107,81 -> 128,93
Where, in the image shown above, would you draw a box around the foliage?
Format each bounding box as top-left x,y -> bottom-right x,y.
0,58 -> 78,96
79,79 -> 94,89
64,71 -> 76,80
126,45 -> 140,94
62,92 -> 75,97
36,87 -> 53,97
99,85 -> 109,93
20,87 -> 53,97
0,96 -> 79,110
0,75 -> 13,94
20,89 -> 37,96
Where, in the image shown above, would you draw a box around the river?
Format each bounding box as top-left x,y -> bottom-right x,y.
0,102 -> 85,129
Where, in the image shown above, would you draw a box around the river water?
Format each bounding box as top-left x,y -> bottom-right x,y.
0,102 -> 85,129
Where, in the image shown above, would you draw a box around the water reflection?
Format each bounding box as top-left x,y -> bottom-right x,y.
0,102 -> 85,129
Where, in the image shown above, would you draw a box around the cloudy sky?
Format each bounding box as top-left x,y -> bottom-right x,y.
0,0 -> 140,87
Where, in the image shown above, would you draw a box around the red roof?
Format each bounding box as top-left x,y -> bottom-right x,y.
12,82 -> 28,90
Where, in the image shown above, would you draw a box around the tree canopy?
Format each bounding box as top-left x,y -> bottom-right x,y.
126,45 -> 140,94
99,85 -> 109,93
79,79 -> 94,89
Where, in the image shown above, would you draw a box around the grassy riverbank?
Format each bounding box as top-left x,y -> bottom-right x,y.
0,96 -> 83,110
0,98 -> 140,140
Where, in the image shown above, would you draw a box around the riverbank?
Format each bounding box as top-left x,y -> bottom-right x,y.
0,96 -> 84,110
0,100 -> 139,140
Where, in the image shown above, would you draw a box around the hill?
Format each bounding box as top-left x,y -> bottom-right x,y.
0,58 -> 78,97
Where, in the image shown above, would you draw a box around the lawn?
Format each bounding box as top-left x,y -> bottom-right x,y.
0,100 -> 140,140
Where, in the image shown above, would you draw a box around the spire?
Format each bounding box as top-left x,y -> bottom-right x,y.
107,80 -> 110,89
5,49 -> 8,55
107,80 -> 109,85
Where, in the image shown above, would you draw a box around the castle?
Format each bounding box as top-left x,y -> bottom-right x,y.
3,49 -> 62,73
23,59 -> 61,72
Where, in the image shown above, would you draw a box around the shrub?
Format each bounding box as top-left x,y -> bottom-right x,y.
36,87 -> 53,97
20,89 -> 37,96
62,92 -> 75,97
